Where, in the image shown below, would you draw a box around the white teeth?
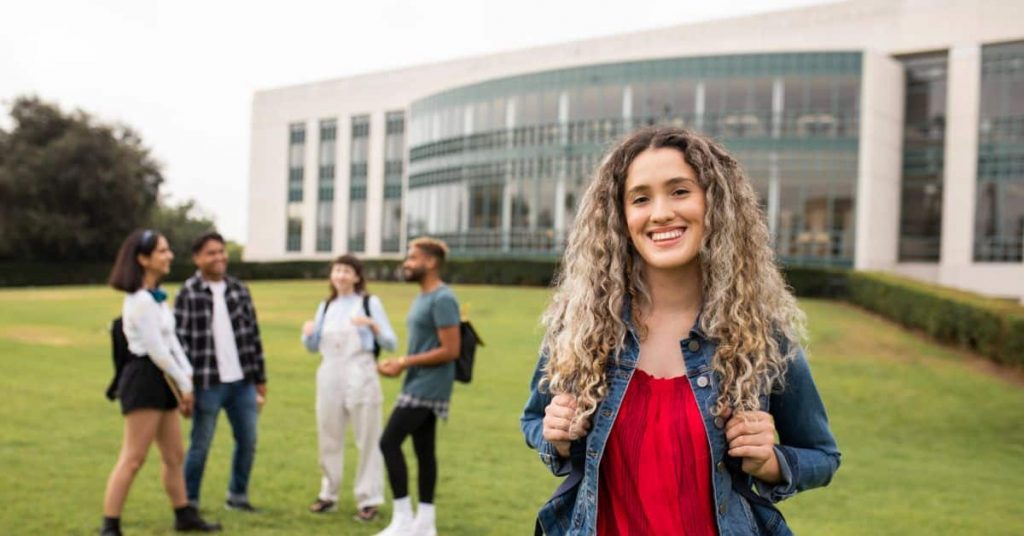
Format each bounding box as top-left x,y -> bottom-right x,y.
651,229 -> 684,241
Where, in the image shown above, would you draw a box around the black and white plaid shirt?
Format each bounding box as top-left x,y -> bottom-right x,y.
395,392 -> 450,420
174,272 -> 267,389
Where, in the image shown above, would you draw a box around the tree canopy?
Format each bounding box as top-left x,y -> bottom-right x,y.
0,96 -> 163,260
0,96 -> 222,262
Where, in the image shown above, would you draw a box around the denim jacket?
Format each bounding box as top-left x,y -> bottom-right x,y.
520,315 -> 840,536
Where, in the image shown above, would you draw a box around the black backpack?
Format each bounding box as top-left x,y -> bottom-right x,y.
455,320 -> 483,383
106,317 -> 130,400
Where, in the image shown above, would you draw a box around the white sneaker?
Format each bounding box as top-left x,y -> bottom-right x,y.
411,514 -> 437,536
374,512 -> 414,536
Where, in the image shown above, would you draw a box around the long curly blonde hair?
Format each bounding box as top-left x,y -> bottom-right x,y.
541,127 -> 805,424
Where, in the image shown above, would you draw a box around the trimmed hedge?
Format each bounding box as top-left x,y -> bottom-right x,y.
0,258 -> 838,292
0,259 -> 551,288
1,259 -> 1019,366
847,271 -> 1024,367
782,266 -> 849,298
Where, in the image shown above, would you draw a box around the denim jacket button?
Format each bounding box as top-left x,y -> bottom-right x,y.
716,461 -> 726,473
718,502 -> 728,515
688,340 -> 700,352
697,375 -> 709,388
714,417 -> 725,429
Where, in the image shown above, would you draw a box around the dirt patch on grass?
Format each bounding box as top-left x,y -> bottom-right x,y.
0,326 -> 74,347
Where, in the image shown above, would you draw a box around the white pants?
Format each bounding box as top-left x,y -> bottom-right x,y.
316,328 -> 385,507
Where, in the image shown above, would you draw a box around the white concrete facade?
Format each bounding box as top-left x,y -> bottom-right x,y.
248,0 -> 1024,301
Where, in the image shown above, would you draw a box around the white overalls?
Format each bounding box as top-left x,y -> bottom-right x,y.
315,300 -> 385,508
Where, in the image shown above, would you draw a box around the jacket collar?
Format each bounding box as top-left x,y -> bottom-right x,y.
189,271 -> 237,292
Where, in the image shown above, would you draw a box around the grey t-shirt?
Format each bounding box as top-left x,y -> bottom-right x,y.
402,284 -> 461,401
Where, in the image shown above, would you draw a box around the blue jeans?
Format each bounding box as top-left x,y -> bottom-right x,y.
184,381 -> 259,503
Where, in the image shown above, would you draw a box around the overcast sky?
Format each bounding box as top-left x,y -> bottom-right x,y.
0,0 -> 836,243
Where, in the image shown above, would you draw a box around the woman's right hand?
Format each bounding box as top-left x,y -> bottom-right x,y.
542,393 -> 591,458
302,320 -> 315,337
179,391 -> 195,418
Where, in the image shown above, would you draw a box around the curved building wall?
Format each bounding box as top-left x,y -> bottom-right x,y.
406,52 -> 861,265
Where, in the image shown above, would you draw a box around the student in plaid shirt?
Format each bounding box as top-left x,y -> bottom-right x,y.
175,232 -> 267,513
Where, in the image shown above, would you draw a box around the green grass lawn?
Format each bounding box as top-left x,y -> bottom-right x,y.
0,281 -> 1022,535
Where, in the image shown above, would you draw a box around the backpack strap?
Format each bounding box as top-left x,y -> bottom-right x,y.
314,300 -> 330,341
362,294 -> 381,358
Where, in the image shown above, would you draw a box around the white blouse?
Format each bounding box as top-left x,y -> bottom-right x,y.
122,289 -> 194,394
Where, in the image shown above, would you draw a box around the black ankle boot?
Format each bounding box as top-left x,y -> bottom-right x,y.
100,516 -> 122,536
173,505 -> 222,532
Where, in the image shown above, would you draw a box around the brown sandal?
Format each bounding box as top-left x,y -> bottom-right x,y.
353,506 -> 379,522
309,499 -> 336,514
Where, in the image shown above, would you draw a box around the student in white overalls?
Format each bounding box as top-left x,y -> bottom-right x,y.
301,255 -> 398,522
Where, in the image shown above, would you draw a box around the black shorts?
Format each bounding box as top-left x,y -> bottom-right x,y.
117,356 -> 179,415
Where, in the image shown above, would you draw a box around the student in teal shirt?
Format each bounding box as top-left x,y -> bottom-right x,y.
375,238 -> 461,536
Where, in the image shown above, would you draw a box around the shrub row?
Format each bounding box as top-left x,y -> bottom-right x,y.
0,258 -> 837,291
846,271 -> 1024,367
0,258 -> 554,288
1,259 -> 1019,366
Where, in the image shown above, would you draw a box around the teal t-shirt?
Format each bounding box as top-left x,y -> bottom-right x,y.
402,284 -> 461,401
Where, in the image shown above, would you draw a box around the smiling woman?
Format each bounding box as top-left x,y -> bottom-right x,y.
623,149 -> 707,277
101,229 -> 221,535
521,127 -> 839,535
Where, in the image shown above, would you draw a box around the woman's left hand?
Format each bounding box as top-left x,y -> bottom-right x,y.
352,316 -> 379,335
725,410 -> 782,484
351,316 -> 374,328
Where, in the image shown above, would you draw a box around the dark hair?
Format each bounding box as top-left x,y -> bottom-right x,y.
409,237 -> 449,266
109,229 -> 163,293
326,254 -> 367,302
191,231 -> 225,254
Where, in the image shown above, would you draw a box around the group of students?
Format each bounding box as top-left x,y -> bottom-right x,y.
101,126 -> 840,536
299,238 -> 462,536
101,232 -> 460,536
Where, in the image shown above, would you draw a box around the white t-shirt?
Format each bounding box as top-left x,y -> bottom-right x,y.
208,280 -> 244,383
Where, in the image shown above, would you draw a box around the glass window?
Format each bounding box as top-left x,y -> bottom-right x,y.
286,217 -> 302,252
382,198 -> 403,253
975,41 -> 1024,262
520,92 -> 540,126
316,120 -> 337,252
349,115 -> 370,252
287,123 -> 305,203
286,202 -> 303,253
383,111 -> 405,253
404,52 -> 861,260
348,200 -> 366,252
897,52 -> 947,261
316,201 -> 333,252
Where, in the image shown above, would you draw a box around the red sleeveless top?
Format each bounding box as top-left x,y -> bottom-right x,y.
597,368 -> 718,536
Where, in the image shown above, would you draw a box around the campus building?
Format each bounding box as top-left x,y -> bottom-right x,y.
247,0 -> 1024,300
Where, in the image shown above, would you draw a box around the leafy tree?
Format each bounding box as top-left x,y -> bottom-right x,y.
0,96 -> 162,260
147,197 -> 217,259
225,240 -> 244,262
